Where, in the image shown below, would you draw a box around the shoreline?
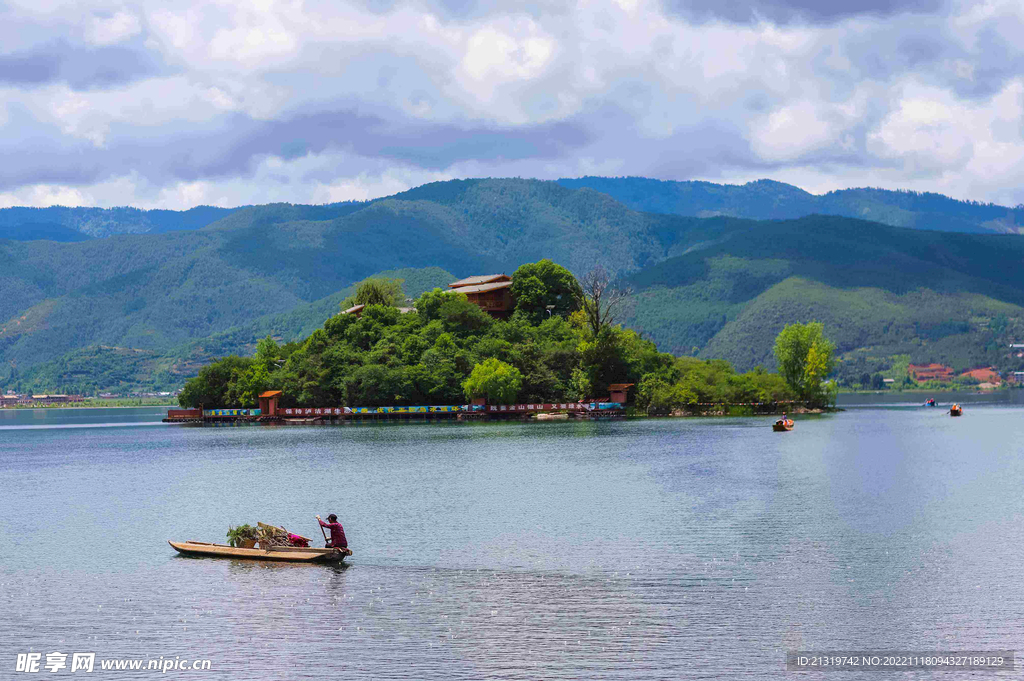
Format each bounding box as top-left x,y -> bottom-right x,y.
1,402 -> 176,411
164,405 -> 840,425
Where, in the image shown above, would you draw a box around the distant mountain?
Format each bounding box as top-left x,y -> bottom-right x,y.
5,177 -> 1024,393
558,177 -> 1024,234
0,205 -> 240,239
0,222 -> 91,242
622,214 -> 1024,376
4,175 -> 1022,242
1,178 -> 694,389
15,267 -> 455,393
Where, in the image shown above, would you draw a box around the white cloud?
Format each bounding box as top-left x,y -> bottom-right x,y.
84,11 -> 142,46
749,100 -> 836,162
0,183 -> 91,209
148,8 -> 202,53
460,24 -> 555,83
870,85 -> 978,173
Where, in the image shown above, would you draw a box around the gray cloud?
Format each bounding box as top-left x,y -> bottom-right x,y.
664,0 -> 946,24
0,106 -> 593,188
0,50 -> 60,85
0,41 -> 165,89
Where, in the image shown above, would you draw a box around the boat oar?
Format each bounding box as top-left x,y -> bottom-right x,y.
316,516 -> 329,546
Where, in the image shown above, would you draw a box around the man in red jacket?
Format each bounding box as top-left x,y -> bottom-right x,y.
317,514 -> 348,549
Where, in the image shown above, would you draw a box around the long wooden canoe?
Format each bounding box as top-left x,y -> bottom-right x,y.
168,540 -> 351,563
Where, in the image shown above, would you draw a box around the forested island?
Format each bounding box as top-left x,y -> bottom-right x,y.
178,259 -> 837,414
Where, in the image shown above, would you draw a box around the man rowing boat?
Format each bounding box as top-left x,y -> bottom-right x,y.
316,514 -> 348,549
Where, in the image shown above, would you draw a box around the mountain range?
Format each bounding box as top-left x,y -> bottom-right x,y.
5,177 -> 1022,243
3,177 -> 1024,393
558,177 -> 1024,235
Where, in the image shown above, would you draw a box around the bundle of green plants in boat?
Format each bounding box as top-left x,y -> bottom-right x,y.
226,522 -> 311,548
226,524 -> 259,548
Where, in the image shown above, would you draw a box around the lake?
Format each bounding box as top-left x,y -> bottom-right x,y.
2,404 -> 1022,678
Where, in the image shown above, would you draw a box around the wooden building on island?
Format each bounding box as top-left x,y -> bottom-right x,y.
339,273 -> 515,319
449,274 -> 513,318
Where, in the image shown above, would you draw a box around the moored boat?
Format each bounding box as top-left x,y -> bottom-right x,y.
772,418 -> 794,432
168,540 -> 351,563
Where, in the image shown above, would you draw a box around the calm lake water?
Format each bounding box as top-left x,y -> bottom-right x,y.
2,404 -> 1022,679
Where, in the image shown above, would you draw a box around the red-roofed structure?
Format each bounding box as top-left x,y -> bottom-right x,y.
259,390 -> 283,416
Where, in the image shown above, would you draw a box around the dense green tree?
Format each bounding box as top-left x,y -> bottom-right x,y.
773,322 -> 836,406
511,259 -> 582,322
463,358 -> 523,404
178,356 -> 253,408
254,335 -> 282,370
230,363 -> 271,407
567,367 -> 591,402
341,277 -> 406,310
636,375 -> 692,414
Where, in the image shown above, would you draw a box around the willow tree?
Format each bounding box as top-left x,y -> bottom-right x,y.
462,358 -> 522,404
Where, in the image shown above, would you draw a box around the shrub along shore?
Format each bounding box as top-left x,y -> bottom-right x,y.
178,260 -> 837,415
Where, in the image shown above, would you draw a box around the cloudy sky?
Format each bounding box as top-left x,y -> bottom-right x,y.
0,0 -> 1022,209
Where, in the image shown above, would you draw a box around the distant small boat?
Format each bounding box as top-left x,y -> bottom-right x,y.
949,405 -> 962,417
168,540 -> 351,563
772,418 -> 794,432
924,398 -> 936,407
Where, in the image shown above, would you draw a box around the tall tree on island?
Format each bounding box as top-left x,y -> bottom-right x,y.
463,358 -> 523,404
773,322 -> 837,407
341,277 -> 406,310
510,259 -> 583,323
574,266 -> 633,336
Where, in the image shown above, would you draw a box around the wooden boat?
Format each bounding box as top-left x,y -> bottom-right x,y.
772,418 -> 794,432
949,406 -> 962,417
168,540 -> 351,563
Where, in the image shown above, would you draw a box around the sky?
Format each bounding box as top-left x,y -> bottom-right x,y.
0,0 -> 1022,209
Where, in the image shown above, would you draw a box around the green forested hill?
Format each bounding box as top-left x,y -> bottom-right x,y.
0,179 -> 710,386
5,178 -> 1024,393
623,215 -> 1024,375
559,177 -> 1024,234
14,267 -> 455,393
